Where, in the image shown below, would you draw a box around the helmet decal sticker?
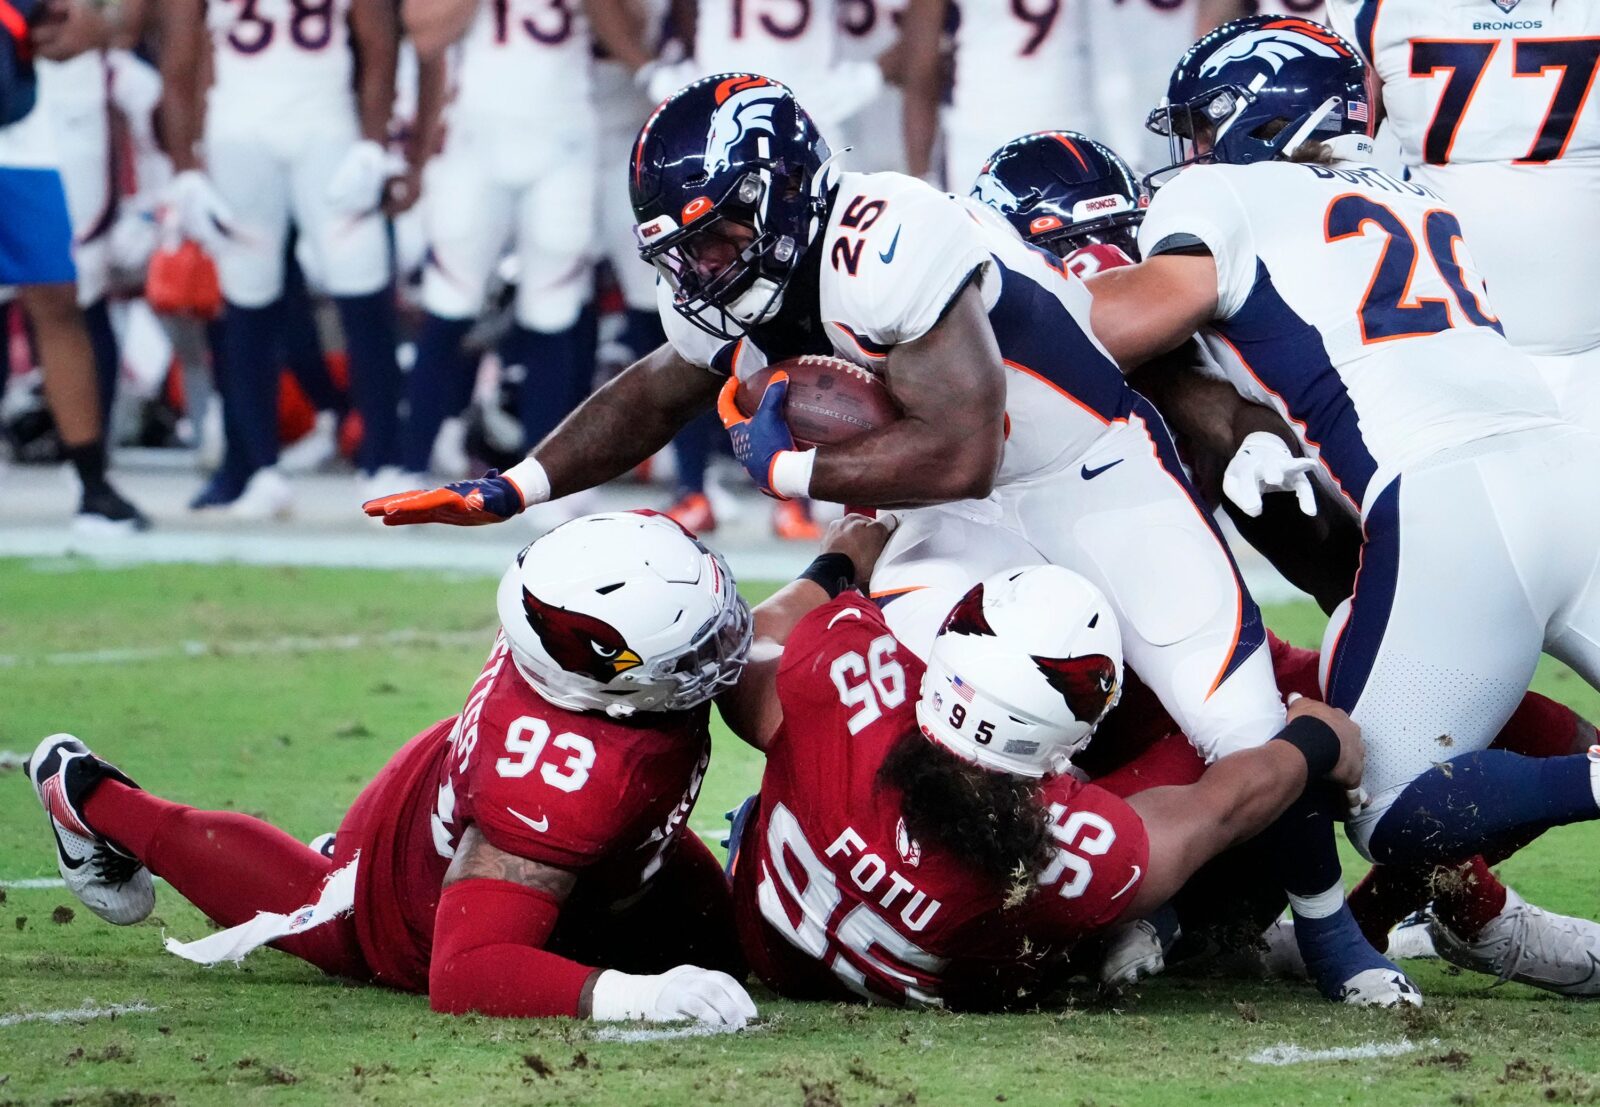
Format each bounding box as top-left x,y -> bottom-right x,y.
1031,654 -> 1118,723
705,77 -> 783,176
521,587 -> 643,683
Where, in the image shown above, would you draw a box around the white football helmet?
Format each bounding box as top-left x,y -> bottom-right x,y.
496,512 -> 752,717
916,566 -> 1123,778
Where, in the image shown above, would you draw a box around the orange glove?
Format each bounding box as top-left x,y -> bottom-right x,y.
362,470 -> 525,526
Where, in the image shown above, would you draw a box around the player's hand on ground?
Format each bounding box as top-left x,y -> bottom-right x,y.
590,965 -> 758,1028
1287,695 -> 1365,793
362,471 -> 525,527
164,170 -> 235,250
718,372 -> 798,499
1223,431 -> 1318,518
821,514 -> 897,584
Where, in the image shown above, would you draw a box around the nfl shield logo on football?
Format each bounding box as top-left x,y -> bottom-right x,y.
1493,0 -> 1519,12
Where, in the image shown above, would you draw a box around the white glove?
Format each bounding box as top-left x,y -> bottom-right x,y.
325,140 -> 402,216
163,170 -> 235,250
638,58 -> 700,105
590,965 -> 757,1028
1222,431 -> 1318,518
107,50 -> 163,120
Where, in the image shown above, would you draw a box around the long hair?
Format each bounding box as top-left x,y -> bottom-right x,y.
877,731 -> 1054,899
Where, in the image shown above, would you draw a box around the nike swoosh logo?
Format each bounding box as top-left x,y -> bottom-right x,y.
878,226 -> 902,264
1081,459 -> 1124,480
506,807 -> 549,833
827,607 -> 864,628
49,822 -> 87,870
1110,865 -> 1142,901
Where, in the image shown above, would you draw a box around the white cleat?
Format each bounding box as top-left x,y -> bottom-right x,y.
1099,918 -> 1174,987
1430,888 -> 1600,996
27,734 -> 154,926
1259,915 -> 1307,978
225,467 -> 293,521
1338,967 -> 1423,1008
1387,913 -> 1439,961
278,410 -> 339,473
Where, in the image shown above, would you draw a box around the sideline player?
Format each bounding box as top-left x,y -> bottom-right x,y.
27,513 -> 756,1025
1325,1 -> 1600,428
159,0 -> 406,515
1088,15 -> 1600,904
715,518 -> 1365,1008
368,73 -> 1414,1007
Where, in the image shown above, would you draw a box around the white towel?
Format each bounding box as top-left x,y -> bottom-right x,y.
164,857 -> 358,966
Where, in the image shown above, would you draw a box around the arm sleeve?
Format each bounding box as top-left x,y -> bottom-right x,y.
428,877 -> 597,1017
1136,167 -> 1257,321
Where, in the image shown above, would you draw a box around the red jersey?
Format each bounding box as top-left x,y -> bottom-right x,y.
731,598 -> 1149,1010
338,633 -> 711,991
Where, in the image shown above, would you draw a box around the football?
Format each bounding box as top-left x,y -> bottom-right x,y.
734,355 -> 901,448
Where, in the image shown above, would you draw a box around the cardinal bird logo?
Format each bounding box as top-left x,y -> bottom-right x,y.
1032,654 -> 1118,724
521,588 -> 643,683
940,584 -> 996,637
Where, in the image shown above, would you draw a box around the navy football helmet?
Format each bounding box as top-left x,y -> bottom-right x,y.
630,73 -> 834,340
971,131 -> 1148,260
1147,16 -> 1373,176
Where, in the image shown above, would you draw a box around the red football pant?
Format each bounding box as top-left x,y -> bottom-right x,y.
83,780 -> 368,979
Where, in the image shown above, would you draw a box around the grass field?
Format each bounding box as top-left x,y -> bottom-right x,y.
3,557 -> 1600,1107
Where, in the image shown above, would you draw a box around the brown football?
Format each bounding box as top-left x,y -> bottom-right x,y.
734,355 -> 900,448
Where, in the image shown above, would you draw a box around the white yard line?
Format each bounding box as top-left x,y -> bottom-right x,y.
593,1023 -> 760,1043
1247,1038 -> 1438,1066
0,877 -> 68,889
0,751 -> 25,771
0,626 -> 494,669
0,1002 -> 159,1028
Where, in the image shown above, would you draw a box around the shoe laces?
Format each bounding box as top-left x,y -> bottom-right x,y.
90,842 -> 140,887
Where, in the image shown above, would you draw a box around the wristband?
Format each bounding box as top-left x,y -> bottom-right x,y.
503,457 -> 552,507
770,449 -> 816,500
1271,714 -> 1340,779
799,552 -> 857,598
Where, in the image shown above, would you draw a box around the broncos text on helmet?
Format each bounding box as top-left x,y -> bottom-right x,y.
630,73 -> 836,341
1147,16 -> 1374,181
971,131 -> 1149,261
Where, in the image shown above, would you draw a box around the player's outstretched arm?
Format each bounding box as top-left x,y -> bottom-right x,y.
1119,698 -> 1361,918
364,343 -> 720,526
430,827 -> 756,1025
1086,254 -> 1219,371
718,515 -> 895,751
792,285 -> 1006,508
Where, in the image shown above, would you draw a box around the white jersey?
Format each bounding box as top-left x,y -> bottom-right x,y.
1079,0 -> 1197,176
661,170 -> 1140,484
451,0 -> 596,128
1139,159 -> 1560,514
1327,0 -> 1600,356
205,0 -> 357,134
944,0 -> 1095,177
694,0 -> 843,117
834,0 -> 907,173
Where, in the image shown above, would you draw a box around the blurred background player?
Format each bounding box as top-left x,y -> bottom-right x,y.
0,0 -> 147,530
1326,0 -> 1600,430
399,0 -> 659,503
159,0 -> 407,518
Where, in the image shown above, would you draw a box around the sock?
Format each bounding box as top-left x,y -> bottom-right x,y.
83,298 -> 119,424
1348,863 -> 1436,949
62,438 -> 110,496
671,409 -> 720,497
1493,689 -> 1598,759
82,779 -> 365,976
1369,749 -> 1600,866
334,290 -> 402,474
220,300 -> 286,472
509,320 -> 591,451
1431,856 -> 1509,940
402,313 -> 474,473
620,307 -> 665,363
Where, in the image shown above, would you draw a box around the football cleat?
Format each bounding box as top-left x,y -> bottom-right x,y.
27,734 -> 154,925
74,484 -> 151,535
278,410 -> 339,474
666,491 -> 716,534
772,500 -> 820,541
308,832 -> 337,859
1337,967 -> 1423,1008
1386,911 -> 1439,961
225,467 -> 293,521
1099,914 -> 1179,988
1430,888 -> 1600,996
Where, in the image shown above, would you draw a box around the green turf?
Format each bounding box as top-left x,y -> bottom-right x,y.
2,557 -> 1599,1106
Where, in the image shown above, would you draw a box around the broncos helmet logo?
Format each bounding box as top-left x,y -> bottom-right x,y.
1198,26 -> 1346,81
522,588 -> 643,684
940,584 -> 996,638
1032,654 -> 1118,725
704,76 -> 783,177
971,169 -> 1026,215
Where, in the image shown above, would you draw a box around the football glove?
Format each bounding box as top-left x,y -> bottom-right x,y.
717,372 -> 798,499
163,170 -> 235,251
362,470 -> 526,527
1222,431 -> 1318,518
590,965 -> 758,1028
326,139 -> 402,216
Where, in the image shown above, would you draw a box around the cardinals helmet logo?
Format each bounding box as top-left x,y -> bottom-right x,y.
1032,653 -> 1117,724
940,584 -> 996,638
704,76 -> 783,176
521,588 -> 643,684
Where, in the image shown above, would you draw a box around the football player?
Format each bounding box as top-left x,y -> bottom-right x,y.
368,72 -> 1416,1007
159,0 -> 408,516
714,517 -> 1365,1009
979,123 -> 1600,995
1085,16 -> 1600,978
27,513 -> 757,1026
1325,1 -> 1599,429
